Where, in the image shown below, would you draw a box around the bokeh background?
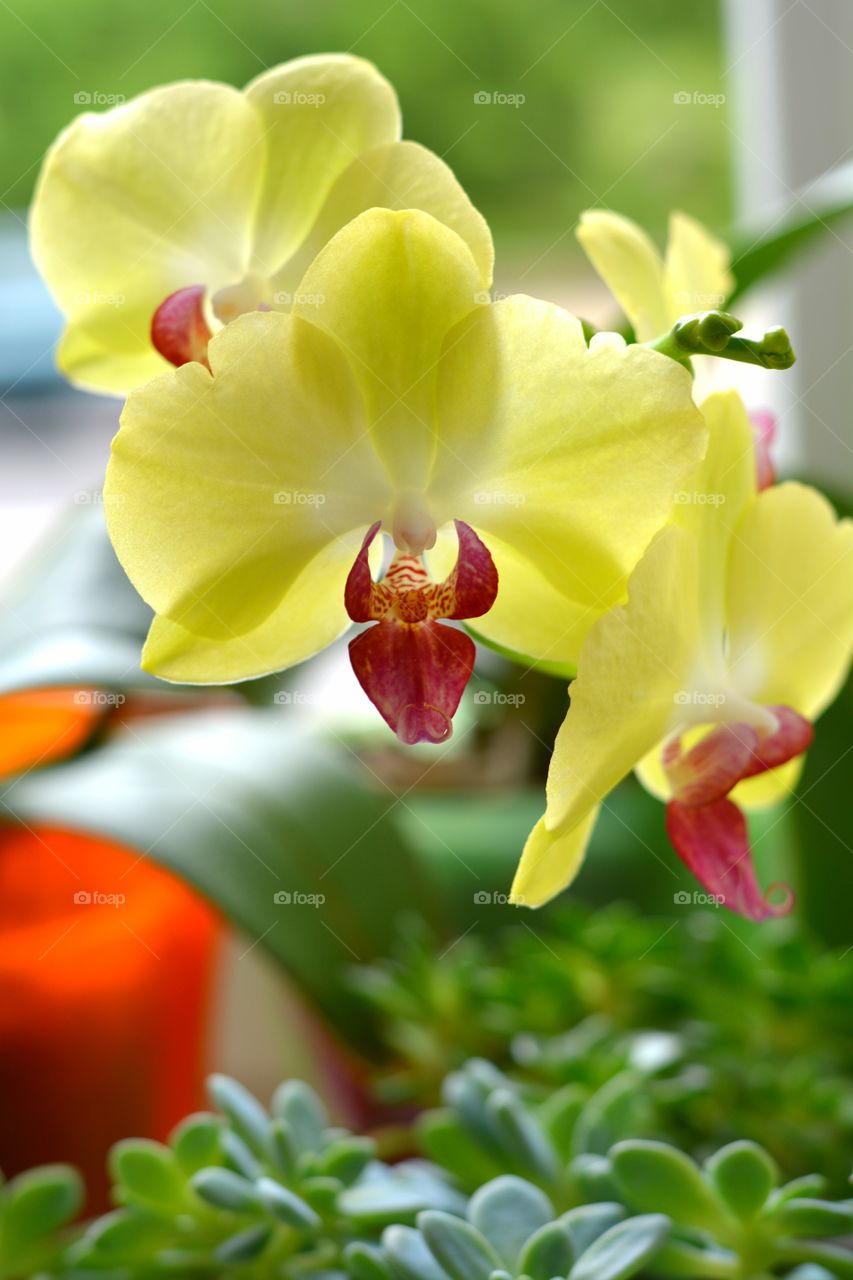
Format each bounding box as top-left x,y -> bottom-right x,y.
1,0 -> 852,1211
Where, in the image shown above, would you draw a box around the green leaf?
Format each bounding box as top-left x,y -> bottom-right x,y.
214,1223 -> 273,1263
416,1111 -> 505,1189
653,1240 -> 738,1278
208,1074 -> 272,1159
485,1090 -> 561,1182
705,1141 -> 777,1221
80,1208 -> 176,1259
272,1080 -> 328,1155
728,162 -> 853,303
170,1113 -> 224,1176
610,1141 -> 727,1232
468,1176 -> 554,1269
418,1211 -> 501,1280
341,1165 -> 465,1227
345,1240 -> 395,1280
256,1177 -> 321,1229
320,1137 -> 376,1184
569,1214 -> 670,1280
191,1167 -> 260,1213
777,1242 -> 853,1280
773,1198 -> 853,1237
0,1164 -> 83,1261
382,1224 -> 451,1280
0,711 -> 443,1044
559,1204 -> 625,1256
517,1221 -> 575,1280
110,1140 -> 187,1214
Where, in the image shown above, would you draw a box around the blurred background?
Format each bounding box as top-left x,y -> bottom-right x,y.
0,0 -> 852,1218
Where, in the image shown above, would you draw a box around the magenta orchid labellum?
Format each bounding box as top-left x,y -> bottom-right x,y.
345,521 -> 498,744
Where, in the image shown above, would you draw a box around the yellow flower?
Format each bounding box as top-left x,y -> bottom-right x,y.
577,209 -> 734,341
104,208 -> 705,741
30,54 -> 492,396
513,389 -> 853,919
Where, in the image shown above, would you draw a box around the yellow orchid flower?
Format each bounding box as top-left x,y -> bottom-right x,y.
577,208 -> 734,342
30,54 -> 492,396
103,207 -> 706,743
513,388 -> 853,920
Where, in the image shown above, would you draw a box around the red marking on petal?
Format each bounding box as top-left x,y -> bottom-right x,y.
151,286 -> 212,368
741,705 -> 813,779
664,722 -> 759,807
750,408 -> 776,490
348,619 -> 474,744
667,797 -> 794,922
344,522 -> 391,622
438,520 -> 499,620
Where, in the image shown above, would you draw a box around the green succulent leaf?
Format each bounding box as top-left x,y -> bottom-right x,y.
419,1210 -> 502,1280
559,1203 -> 626,1256
345,1240 -> 396,1280
705,1141 -> 777,1221
190,1166 -> 261,1213
214,1223 -> 274,1263
208,1074 -> 272,1160
516,1220 -> 575,1280
568,1214 -> 670,1280
468,1176 -> 554,1270
0,1164 -> 83,1264
256,1177 -> 322,1229
170,1113 -> 224,1176
772,1198 -> 853,1237
110,1140 -> 187,1214
273,1080 -> 329,1155
610,1141 -> 727,1232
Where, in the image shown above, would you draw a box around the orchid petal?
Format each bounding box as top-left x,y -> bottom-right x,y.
510,809 -> 599,909
666,797 -> 793,922
31,81 -> 263,394
106,311 -> 390,672
349,620 -> 474,745
663,211 -> 734,320
576,210 -> 669,341
727,482 -> 853,720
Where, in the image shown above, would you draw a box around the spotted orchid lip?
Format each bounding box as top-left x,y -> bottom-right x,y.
663,705 -> 813,921
345,519 -> 499,745
151,286 -> 212,368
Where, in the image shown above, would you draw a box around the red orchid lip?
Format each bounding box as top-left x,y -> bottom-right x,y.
664,706 -> 813,922
345,520 -> 498,745
151,285 -> 212,368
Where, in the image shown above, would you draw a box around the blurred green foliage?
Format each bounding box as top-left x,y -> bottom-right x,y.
0,0 -> 730,261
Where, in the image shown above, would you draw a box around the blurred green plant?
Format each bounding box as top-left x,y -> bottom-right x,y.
3,1069 -> 849,1280
349,909 -> 853,1190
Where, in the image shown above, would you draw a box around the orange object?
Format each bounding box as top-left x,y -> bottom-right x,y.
0,688 -> 105,778
0,824 -> 220,1210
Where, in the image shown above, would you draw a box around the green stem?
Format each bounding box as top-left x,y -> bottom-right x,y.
647,311 -> 795,371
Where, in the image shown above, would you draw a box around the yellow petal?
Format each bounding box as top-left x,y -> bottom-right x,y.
142,531 -> 363,683
294,208 -> 483,490
510,808 -> 599,908
244,55 -> 400,277
513,525 -> 700,908
277,140 -> 493,296
105,311 -> 390,664
576,210 -> 669,342
430,300 -> 706,665
31,82 -> 264,395
663,210 -> 734,323
726,482 -> 853,721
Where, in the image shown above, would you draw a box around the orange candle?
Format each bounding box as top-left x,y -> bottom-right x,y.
0,823 -> 220,1210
